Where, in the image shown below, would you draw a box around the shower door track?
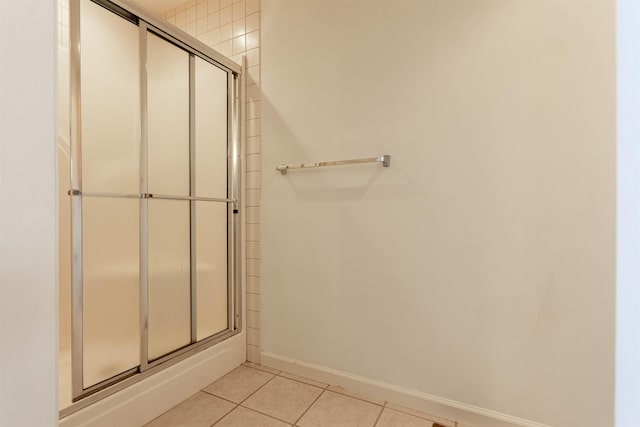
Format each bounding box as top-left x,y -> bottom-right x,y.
61,0 -> 244,418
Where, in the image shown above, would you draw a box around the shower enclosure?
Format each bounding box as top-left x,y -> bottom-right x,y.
58,0 -> 242,416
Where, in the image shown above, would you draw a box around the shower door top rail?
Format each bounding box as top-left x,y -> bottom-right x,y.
276,155 -> 391,175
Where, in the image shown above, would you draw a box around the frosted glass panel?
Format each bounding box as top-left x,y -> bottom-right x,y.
148,199 -> 191,360
195,57 -> 228,198
82,198 -> 140,388
147,32 -> 190,196
196,202 -> 228,340
81,0 -> 139,194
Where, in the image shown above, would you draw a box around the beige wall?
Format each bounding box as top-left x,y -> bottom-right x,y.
161,0 -> 262,363
260,1 -> 616,426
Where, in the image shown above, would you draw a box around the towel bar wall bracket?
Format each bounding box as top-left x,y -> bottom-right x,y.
276,155 -> 390,175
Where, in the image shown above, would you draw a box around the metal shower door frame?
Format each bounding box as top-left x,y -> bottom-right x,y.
65,0 -> 243,416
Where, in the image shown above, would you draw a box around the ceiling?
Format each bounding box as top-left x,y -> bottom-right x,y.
132,0 -> 187,15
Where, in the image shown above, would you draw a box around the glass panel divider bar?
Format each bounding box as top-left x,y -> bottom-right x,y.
139,20 -> 150,373
227,72 -> 235,333
235,63 -> 243,331
69,0 -> 84,400
232,64 -> 247,331
189,53 -> 198,344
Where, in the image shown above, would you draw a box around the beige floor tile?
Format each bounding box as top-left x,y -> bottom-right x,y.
385,402 -> 455,427
376,408 -> 434,427
145,392 -> 234,427
215,406 -> 291,427
204,365 -> 275,403
243,376 -> 323,423
280,371 -> 328,389
297,390 -> 382,427
327,385 -> 385,406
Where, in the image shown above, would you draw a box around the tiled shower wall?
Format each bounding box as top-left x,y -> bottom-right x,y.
161,0 -> 262,363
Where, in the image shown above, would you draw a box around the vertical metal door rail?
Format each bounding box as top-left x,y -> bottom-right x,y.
189,54 -> 198,344
227,72 -> 235,332
139,22 -> 150,372
233,66 -> 243,331
69,0 -> 84,399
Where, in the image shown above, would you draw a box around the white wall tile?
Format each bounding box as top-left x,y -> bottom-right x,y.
247,259 -> 261,277
247,241 -> 260,259
219,39 -> 232,56
246,0 -> 259,15
247,224 -> 261,242
208,28 -> 221,44
245,48 -> 260,66
247,189 -> 261,207
246,207 -> 260,224
247,328 -> 261,346
207,12 -> 220,28
220,23 -> 232,41
247,310 -> 260,329
247,276 -> 261,294
247,153 -> 261,172
247,171 -> 261,189
246,12 -> 259,32
248,102 -> 260,120
247,136 -> 261,155
247,118 -> 261,137
196,17 -> 207,35
245,30 -> 259,50
232,18 -> 246,38
247,293 -> 261,311
248,65 -> 260,85
186,21 -> 197,35
247,344 -> 261,363
175,11 -> 186,27
186,5 -> 197,23
207,0 -> 220,12
232,0 -> 245,20
220,6 -> 232,25
197,1 -> 207,18
232,35 -> 246,54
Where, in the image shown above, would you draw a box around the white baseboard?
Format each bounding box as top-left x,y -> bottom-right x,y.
60,333 -> 245,427
261,352 -> 552,427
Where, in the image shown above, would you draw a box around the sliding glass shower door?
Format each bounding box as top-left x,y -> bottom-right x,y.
68,0 -> 242,403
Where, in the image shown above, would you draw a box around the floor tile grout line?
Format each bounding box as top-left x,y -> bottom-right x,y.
293,388 -> 326,426
372,404 -> 385,427
209,401 -> 239,427
236,404 -> 297,426
325,387 -> 386,408
385,404 -> 454,426
276,371 -> 329,390
200,389 -> 241,407
237,371 -> 278,406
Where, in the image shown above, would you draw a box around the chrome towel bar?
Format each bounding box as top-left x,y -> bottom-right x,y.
276,155 -> 391,175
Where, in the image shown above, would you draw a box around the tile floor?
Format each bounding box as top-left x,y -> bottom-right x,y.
145,362 -> 454,427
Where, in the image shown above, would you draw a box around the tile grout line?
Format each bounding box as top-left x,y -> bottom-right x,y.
209,368 -> 279,426
293,388 -> 326,426
239,365 -> 329,425
238,405 -> 297,426
233,368 -> 312,425
325,387 -> 387,408
209,400 -> 239,427
276,371 -> 330,390
372,404 -> 385,427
